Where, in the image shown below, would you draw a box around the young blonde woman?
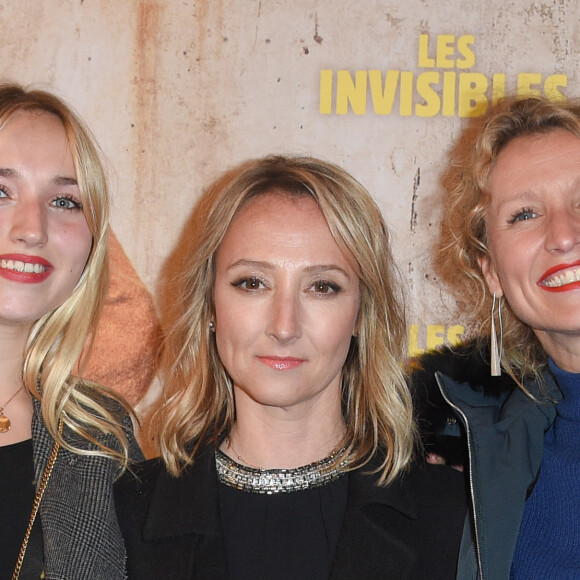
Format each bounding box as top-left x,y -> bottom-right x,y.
116,155 -> 466,579
0,83 -> 141,579
413,95 -> 580,579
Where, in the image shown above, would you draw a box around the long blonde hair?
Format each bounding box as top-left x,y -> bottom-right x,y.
0,83 -> 130,465
150,155 -> 416,484
439,95 -> 580,384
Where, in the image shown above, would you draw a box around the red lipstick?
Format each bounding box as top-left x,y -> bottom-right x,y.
0,254 -> 53,283
538,259 -> 580,293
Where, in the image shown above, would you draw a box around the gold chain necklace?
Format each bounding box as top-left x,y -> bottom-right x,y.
225,439 -> 257,468
12,421 -> 63,580
0,386 -> 25,433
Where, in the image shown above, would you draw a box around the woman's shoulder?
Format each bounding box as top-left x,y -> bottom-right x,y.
409,338 -> 520,467
71,383 -> 143,459
409,337 -> 517,397
76,380 -> 129,416
32,394 -> 144,477
115,457 -> 165,495
114,449 -> 219,542
400,460 -> 466,504
346,460 -> 466,577
351,455 -> 466,514
114,458 -> 165,525
115,445 -> 214,501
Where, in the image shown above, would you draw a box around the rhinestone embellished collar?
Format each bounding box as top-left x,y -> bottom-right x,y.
215,446 -> 348,494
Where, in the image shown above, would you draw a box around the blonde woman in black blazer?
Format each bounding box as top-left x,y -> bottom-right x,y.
116,156 -> 466,579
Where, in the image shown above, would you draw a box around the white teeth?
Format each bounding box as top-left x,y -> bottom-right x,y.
0,259 -> 47,273
543,267 -> 580,287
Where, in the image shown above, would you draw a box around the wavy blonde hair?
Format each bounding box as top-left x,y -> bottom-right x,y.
0,83 -> 130,465
439,95 -> 580,385
150,155 -> 416,484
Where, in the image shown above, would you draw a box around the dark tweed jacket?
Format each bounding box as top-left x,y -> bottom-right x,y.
31,397 -> 143,579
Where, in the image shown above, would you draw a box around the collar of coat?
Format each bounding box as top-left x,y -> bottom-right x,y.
139,446 -> 419,541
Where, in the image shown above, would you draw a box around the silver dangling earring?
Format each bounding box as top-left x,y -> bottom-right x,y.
490,294 -> 503,376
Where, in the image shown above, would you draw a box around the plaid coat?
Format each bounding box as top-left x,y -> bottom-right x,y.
31,397 -> 142,579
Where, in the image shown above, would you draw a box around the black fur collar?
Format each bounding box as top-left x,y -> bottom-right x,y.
409,338 -> 518,467
409,337 -> 518,398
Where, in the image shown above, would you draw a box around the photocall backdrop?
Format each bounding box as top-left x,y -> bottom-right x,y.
4,0 -> 578,401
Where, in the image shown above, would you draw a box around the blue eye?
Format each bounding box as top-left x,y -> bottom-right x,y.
508,207 -> 537,224
51,196 -> 83,210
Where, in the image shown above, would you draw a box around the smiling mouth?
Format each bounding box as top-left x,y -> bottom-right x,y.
0,259 -> 49,274
540,266 -> 580,290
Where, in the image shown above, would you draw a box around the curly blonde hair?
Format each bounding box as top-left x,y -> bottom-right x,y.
439,95 -> 580,384
150,155 -> 416,484
0,83 -> 131,466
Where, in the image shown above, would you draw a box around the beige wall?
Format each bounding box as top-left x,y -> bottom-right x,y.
5,0 -> 579,356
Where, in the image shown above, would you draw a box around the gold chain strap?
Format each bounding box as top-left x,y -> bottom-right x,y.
12,421 -> 63,580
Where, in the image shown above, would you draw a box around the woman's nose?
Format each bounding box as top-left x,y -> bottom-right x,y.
267,290 -> 302,343
10,199 -> 48,247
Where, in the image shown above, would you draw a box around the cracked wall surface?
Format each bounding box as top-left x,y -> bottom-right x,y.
2,0 -> 578,355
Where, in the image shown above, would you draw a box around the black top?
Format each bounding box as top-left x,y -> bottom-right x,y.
114,445 -> 468,579
218,475 -> 348,579
0,439 -> 44,579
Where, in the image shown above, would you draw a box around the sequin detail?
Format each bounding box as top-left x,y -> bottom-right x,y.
215,447 -> 348,494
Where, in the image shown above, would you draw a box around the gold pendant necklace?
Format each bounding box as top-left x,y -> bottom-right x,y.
12,421 -> 63,580
0,386 -> 25,433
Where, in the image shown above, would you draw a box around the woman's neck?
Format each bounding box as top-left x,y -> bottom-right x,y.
224,391 -> 345,469
536,330 -> 580,373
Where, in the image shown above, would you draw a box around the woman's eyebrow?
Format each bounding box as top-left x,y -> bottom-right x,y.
0,167 -> 77,186
304,264 -> 351,277
226,259 -> 274,271
226,260 -> 351,278
53,176 -> 78,186
0,167 -> 17,177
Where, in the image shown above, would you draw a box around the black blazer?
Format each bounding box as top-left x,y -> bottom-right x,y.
115,446 -> 466,579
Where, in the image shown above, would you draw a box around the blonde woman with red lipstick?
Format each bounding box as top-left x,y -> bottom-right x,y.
0,84 -> 140,579
115,155 -> 466,579
412,96 -> 580,579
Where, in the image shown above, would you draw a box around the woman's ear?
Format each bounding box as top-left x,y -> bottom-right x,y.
478,254 -> 504,297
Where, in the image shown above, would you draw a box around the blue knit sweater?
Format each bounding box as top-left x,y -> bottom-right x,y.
510,360 -> 580,579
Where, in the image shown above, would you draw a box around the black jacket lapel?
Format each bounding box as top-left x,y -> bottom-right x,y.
142,448 -> 229,579
330,467 -> 417,579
